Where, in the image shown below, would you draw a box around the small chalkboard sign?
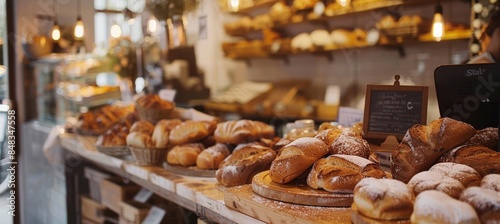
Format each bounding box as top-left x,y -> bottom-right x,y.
363,75 -> 428,141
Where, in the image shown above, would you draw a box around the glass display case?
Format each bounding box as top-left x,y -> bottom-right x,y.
33,54 -> 122,125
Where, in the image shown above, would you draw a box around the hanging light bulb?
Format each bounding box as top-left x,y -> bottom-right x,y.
432,2 -> 445,42
338,0 -> 351,8
110,22 -> 122,38
51,0 -> 60,41
74,16 -> 85,39
51,21 -> 61,41
74,0 -> 84,39
228,0 -> 240,11
147,16 -> 158,33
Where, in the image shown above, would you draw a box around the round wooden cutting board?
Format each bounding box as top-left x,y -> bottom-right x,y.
351,203 -> 410,224
163,162 -> 216,177
251,170 -> 353,207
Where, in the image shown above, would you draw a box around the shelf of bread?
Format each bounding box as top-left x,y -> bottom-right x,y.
223,26 -> 471,60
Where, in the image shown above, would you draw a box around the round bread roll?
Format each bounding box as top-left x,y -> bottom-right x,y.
97,131 -> 127,147
331,29 -> 352,46
352,28 -> 367,46
330,130 -> 371,159
167,143 -> 204,166
130,120 -> 155,135
481,174 -> 500,192
354,178 -> 415,220
291,33 -> 313,51
126,132 -> 154,148
429,162 -> 482,187
407,171 -> 465,198
315,128 -> 342,147
216,144 -> 276,187
307,155 -> 387,193
269,137 -> 329,184
269,2 -> 292,24
196,143 -> 231,170
459,186 -> 500,224
310,29 -> 332,47
411,190 -> 480,224
377,15 -> 396,29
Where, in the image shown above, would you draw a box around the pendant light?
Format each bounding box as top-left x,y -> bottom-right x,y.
228,0 -> 240,11
51,0 -> 60,41
147,15 -> 158,34
74,0 -> 84,39
432,0 -> 445,42
110,22 -> 122,38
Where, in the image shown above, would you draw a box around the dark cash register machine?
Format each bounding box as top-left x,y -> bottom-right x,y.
434,63 -> 500,151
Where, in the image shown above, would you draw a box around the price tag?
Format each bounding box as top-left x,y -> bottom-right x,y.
159,89 -> 177,102
324,85 -> 340,105
134,188 -> 154,203
142,206 -> 166,224
338,107 -> 364,127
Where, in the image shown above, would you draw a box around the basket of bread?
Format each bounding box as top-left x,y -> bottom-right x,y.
350,117 -> 500,223
163,119 -> 277,177
377,15 -> 430,40
135,94 -> 176,124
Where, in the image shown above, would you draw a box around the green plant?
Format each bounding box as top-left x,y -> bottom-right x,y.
146,0 -> 199,21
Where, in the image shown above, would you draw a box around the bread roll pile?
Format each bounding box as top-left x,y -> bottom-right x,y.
352,164 -> 500,223
126,119 -> 181,149
268,126 -> 387,194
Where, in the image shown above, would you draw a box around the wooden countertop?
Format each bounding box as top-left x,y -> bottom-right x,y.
60,133 -> 352,224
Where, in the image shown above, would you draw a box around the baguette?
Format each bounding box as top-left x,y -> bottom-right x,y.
269,137 -> 329,184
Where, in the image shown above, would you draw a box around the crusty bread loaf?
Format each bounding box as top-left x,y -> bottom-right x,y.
166,143 -> 204,166
439,145 -> 500,177
353,178 -> 414,220
429,162 -> 482,187
407,171 -> 465,198
269,137 -> 329,184
214,120 -> 275,145
168,120 -> 217,146
307,154 -> 387,193
151,119 -> 182,148
315,128 -> 342,148
315,129 -> 371,158
196,143 -> 231,170
459,186 -> 500,224
130,120 -> 155,135
411,190 -> 480,224
126,132 -> 154,148
464,127 -> 498,151
97,131 -> 127,147
391,118 -> 477,183
216,144 -> 276,187
481,174 -> 500,192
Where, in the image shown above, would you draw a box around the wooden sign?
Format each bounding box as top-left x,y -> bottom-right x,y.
363,75 -> 428,141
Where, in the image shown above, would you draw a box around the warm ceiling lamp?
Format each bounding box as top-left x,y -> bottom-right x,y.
110,22 -> 122,38
51,0 -> 60,41
147,16 -> 158,33
432,1 -> 445,42
74,0 -> 84,39
228,0 -> 240,11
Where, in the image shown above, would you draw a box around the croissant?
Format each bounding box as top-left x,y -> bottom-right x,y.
214,120 -> 275,145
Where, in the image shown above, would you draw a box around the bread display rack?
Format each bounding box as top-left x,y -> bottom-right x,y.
221,0 -> 471,60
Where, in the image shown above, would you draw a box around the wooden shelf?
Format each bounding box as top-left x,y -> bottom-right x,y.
224,29 -> 471,60
228,0 -> 279,14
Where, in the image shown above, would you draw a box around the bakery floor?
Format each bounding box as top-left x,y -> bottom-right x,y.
0,190 -> 13,224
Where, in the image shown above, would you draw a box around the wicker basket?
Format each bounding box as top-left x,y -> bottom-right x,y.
135,105 -> 175,124
96,145 -> 131,157
129,146 -> 168,166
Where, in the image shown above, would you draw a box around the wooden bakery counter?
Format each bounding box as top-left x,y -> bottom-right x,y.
60,133 -> 351,224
